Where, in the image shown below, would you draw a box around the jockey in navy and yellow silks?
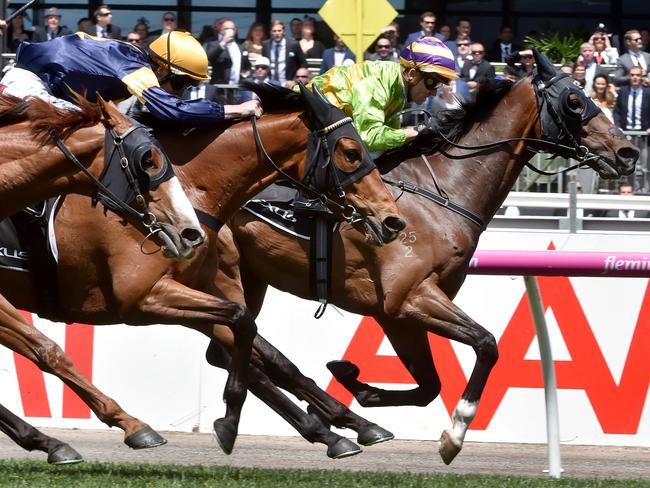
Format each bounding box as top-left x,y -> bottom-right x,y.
0,31 -> 262,125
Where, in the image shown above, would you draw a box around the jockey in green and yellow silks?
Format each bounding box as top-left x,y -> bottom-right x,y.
305,37 -> 457,153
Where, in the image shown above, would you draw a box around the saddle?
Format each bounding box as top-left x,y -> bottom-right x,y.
0,199 -> 62,320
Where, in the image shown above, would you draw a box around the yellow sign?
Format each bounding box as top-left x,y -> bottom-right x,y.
318,0 -> 398,62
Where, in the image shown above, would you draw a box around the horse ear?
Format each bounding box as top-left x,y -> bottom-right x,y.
532,49 -> 557,82
298,82 -> 331,127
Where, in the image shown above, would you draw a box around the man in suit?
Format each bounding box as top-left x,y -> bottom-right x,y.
579,42 -> 607,95
403,11 -> 445,47
262,19 -> 307,87
460,42 -> 495,93
604,183 -> 650,218
32,8 -> 71,42
613,66 -> 650,132
83,5 -> 121,40
486,25 -> 521,63
319,36 -> 356,74
205,19 -> 251,86
613,30 -> 650,87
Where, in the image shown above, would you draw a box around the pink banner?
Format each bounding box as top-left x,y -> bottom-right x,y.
468,251 -> 650,277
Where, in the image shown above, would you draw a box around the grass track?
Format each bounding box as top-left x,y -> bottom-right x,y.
1,460 -> 649,488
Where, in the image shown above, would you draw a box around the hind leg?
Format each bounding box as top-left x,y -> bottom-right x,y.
0,296 -> 164,449
0,402 -> 82,464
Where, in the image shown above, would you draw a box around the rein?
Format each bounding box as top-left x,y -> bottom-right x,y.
250,115 -> 361,223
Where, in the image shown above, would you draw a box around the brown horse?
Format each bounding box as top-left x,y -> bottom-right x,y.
206,51 -> 639,464
0,83 -> 404,460
0,93 -> 207,460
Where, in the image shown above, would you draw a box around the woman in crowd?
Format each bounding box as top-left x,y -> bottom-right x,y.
298,17 -> 325,59
590,73 -> 616,122
589,30 -> 619,65
6,13 -> 32,53
242,22 -> 267,65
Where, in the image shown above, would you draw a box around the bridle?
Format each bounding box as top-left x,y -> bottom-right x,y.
250,114 -> 373,224
46,121 -> 175,244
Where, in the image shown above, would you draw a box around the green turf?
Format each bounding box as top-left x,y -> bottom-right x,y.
0,460 -> 648,488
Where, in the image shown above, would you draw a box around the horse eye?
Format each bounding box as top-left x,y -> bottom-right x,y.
345,149 -> 360,161
567,94 -> 585,113
140,150 -> 156,171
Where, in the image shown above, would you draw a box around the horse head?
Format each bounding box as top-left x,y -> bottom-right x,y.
532,49 -> 638,179
296,82 -> 405,245
96,95 -> 205,258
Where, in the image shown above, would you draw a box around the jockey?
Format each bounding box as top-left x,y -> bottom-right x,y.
0,30 -> 262,124
306,37 -> 457,153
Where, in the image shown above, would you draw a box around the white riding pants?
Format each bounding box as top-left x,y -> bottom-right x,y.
0,66 -> 81,111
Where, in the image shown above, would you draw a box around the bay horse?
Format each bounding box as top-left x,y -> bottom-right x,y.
0,83 -> 404,460
0,93 -> 205,461
205,50 -> 639,464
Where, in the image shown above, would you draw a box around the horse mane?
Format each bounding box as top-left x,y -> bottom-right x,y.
0,94 -> 102,146
375,78 -> 515,173
239,81 -> 306,113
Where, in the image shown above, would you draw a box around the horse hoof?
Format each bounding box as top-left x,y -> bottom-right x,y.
357,423 -> 394,446
327,438 -> 362,459
47,443 -> 83,465
213,418 -> 237,455
438,429 -> 462,465
124,425 -> 168,450
326,360 -> 360,382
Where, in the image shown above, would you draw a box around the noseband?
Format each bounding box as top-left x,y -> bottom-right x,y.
250,115 -> 372,223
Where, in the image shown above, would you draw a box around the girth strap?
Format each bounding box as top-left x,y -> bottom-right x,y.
382,177 -> 486,230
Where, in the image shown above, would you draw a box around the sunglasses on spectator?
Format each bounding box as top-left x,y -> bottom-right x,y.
127,37 -> 140,43
521,54 -> 533,59
630,37 -> 643,42
377,44 -> 391,49
256,65 -> 269,69
592,36 -> 605,40
164,17 -> 176,22
471,50 -> 484,54
98,11 -> 112,17
457,42 -> 470,47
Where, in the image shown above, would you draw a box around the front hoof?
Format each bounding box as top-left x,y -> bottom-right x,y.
357,423 -> 394,446
326,360 -> 360,382
125,425 -> 168,450
439,429 -> 462,465
213,418 -> 237,455
47,443 -> 83,465
327,438 -> 362,459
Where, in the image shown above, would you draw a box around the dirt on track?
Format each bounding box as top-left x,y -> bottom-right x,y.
1,429 -> 648,481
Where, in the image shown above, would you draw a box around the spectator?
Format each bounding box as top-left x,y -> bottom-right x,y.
320,36 -> 355,74
262,20 -> 307,87
589,29 -> 618,65
205,19 -> 250,86
604,183 -> 650,218
447,18 -> 472,57
83,5 -> 121,40
366,35 -> 397,62
487,25 -> 521,63
438,24 -> 452,42
32,8 -> 71,42
249,56 -> 280,85
454,35 -> 471,74
77,18 -> 93,34
578,42 -> 606,95
289,18 -> 303,41
572,63 -> 586,90
613,66 -> 650,132
560,63 -> 574,75
159,12 -> 177,36
460,42 -> 495,92
299,17 -> 325,59
133,21 -> 150,45
6,13 -> 31,53
294,67 -> 311,84
242,22 -> 266,65
614,30 -> 650,87
125,31 -> 141,47
430,82 -> 461,111
641,28 -> 650,52
590,73 -> 617,122
404,11 -> 444,47
382,22 -> 402,53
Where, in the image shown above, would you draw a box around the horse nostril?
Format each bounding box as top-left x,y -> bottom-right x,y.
383,216 -> 406,234
617,146 -> 640,164
181,228 -> 205,247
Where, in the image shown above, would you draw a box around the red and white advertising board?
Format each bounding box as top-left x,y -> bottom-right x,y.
0,231 -> 648,447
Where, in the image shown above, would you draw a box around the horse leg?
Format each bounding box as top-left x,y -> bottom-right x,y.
136,277 -> 256,455
206,346 -> 362,459
327,321 -> 442,407
0,402 -> 83,464
0,295 -> 164,449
